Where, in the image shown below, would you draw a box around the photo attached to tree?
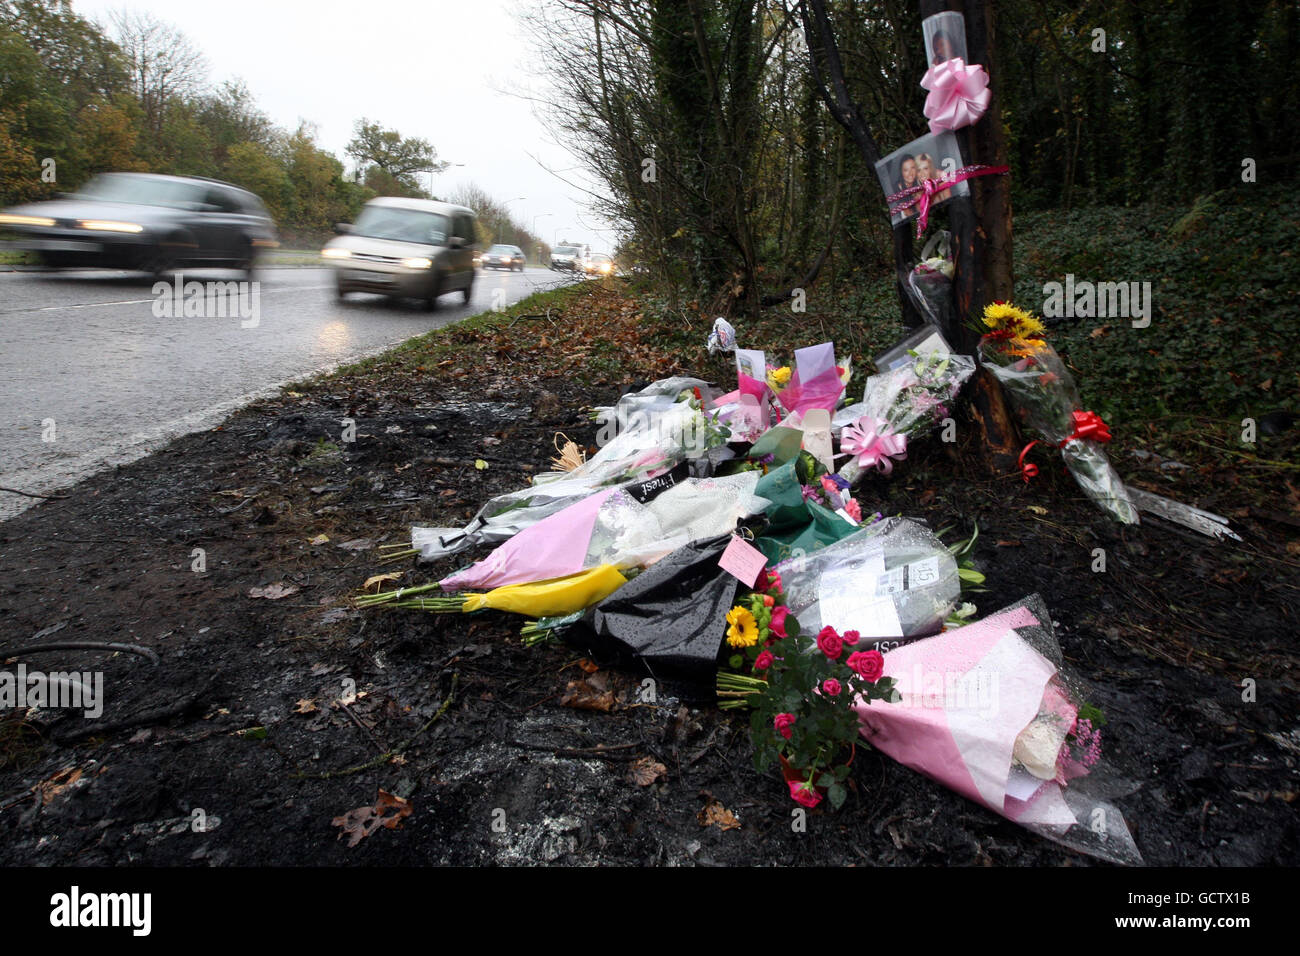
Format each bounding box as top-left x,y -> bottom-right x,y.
875,132 -> 970,227
923,11 -> 967,66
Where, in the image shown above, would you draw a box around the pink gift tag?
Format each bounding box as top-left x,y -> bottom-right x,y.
718,535 -> 767,587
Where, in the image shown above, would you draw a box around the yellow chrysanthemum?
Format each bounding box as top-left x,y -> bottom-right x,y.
725,605 -> 760,648
982,302 -> 1046,341
766,366 -> 792,390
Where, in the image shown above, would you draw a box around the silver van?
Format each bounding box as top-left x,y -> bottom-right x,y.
322,197 -> 477,309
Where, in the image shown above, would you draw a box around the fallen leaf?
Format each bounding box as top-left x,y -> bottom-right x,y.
1026,505 -> 1049,515
628,757 -> 667,787
36,767 -> 84,806
332,790 -> 412,847
330,689 -> 368,709
337,538 -> 374,552
248,583 -> 299,600
995,540 -> 1022,548
1089,325 -> 1112,339
364,572 -> 402,592
560,679 -> 616,713
309,534 -> 329,545
577,659 -> 600,674
697,798 -> 740,830
294,698 -> 318,714
474,459 -> 489,471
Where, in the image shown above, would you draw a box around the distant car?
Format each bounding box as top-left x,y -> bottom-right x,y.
584,253 -> 613,277
550,244 -> 587,272
322,197 -> 477,310
0,172 -> 277,278
481,244 -> 525,271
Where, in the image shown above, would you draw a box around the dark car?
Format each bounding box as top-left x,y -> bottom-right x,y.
481,244 -> 525,271
0,172 -> 278,278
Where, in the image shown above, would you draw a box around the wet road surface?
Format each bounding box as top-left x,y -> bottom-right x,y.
0,265 -> 573,519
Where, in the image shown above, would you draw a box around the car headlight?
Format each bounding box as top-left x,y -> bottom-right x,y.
77,220 -> 143,233
400,257 -> 432,270
321,247 -> 351,259
0,213 -> 56,227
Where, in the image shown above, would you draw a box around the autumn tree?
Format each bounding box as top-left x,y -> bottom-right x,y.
345,119 -> 445,197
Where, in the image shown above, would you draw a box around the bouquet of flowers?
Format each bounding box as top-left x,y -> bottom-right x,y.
905,230 -> 956,328
854,594 -> 1142,864
765,343 -> 853,417
717,570 -> 898,809
977,302 -> 1139,524
837,349 -> 975,482
773,516 -> 962,646
411,378 -> 722,561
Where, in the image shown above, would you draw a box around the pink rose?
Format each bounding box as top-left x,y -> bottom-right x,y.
769,605 -> 789,639
822,678 -> 841,696
845,499 -> 862,522
842,629 -> 860,646
774,713 -> 796,740
817,626 -> 843,661
847,649 -> 885,683
754,650 -> 774,671
788,780 -> 822,808
760,568 -> 782,593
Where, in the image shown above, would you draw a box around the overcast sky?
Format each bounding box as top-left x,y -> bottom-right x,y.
72,0 -> 616,251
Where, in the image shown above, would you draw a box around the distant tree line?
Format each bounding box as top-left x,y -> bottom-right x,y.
0,0 -> 542,250
525,0 -> 1299,313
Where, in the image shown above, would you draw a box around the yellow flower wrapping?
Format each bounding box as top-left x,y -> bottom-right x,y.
460,565 -> 628,617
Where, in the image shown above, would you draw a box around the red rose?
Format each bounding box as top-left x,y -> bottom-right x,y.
842,629 -> 861,646
769,605 -> 789,639
822,678 -> 841,696
788,780 -> 822,808
754,650 -> 774,671
817,626 -> 843,661
847,650 -> 885,683
774,713 -> 796,740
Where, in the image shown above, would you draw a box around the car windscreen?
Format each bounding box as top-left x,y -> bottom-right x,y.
554,246 -> 580,255
75,174 -> 206,208
488,245 -> 513,253
353,207 -> 449,245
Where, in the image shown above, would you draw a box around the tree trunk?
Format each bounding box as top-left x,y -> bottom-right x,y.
919,0 -> 1020,473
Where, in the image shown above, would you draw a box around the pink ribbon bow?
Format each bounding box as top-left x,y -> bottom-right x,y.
841,416 -> 908,475
921,57 -> 992,134
887,163 -> 1010,237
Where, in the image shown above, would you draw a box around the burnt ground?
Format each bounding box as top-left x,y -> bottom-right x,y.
0,288 -> 1298,867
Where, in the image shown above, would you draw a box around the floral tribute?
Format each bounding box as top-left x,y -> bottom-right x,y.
717,568 -> 898,810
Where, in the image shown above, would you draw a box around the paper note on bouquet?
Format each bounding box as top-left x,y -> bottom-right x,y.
718,534 -> 767,587
794,342 -> 837,384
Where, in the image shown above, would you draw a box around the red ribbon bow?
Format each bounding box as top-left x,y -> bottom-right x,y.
1018,410 -> 1112,482
1065,410 -> 1111,444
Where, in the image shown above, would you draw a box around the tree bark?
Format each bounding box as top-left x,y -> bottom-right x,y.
919,0 -> 1020,473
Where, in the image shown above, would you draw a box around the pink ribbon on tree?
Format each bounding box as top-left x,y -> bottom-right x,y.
887,163 -> 1010,237
841,416 -> 908,475
921,57 -> 992,134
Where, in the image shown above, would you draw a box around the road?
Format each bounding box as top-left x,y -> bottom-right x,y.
0,265 -> 574,519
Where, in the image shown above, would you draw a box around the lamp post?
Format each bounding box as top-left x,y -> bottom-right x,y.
499,196 -> 526,245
